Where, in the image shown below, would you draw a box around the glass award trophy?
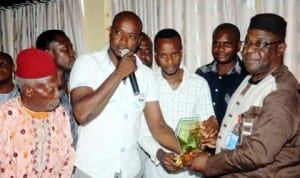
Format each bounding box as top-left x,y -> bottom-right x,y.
175,117 -> 202,166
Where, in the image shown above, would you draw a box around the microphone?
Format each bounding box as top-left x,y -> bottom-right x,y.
121,49 -> 140,95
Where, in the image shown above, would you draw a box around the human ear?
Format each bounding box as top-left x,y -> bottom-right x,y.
277,42 -> 286,57
237,41 -> 242,51
12,65 -> 16,80
45,49 -> 54,59
108,26 -> 112,36
138,35 -> 143,46
154,53 -> 161,67
22,84 -> 33,97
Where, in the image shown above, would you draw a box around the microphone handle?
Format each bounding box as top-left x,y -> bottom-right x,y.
129,73 -> 140,95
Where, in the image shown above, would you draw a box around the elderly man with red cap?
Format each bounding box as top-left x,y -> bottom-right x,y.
0,48 -> 75,177
180,13 -> 300,177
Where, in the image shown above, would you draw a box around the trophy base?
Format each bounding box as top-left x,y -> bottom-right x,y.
175,149 -> 201,166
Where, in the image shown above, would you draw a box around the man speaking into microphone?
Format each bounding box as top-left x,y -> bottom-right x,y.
69,11 -> 181,178
121,48 -> 140,95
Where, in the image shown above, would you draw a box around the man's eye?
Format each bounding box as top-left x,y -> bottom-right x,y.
172,52 -> 180,57
115,30 -> 121,36
0,63 -> 11,67
129,35 -> 136,40
223,42 -> 233,47
159,54 -> 167,59
212,42 -> 219,47
145,50 -> 152,55
254,41 -> 264,48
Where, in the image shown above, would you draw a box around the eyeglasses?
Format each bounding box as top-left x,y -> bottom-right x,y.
242,40 -> 283,49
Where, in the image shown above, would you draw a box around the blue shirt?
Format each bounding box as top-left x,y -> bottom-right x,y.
195,57 -> 248,125
0,84 -> 19,103
60,75 -> 78,148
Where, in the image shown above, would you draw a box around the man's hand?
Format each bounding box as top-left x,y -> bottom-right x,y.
116,51 -> 137,78
156,149 -> 183,172
186,152 -> 209,173
199,115 -> 219,148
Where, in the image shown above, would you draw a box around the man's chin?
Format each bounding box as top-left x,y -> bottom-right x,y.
48,102 -> 60,111
164,70 -> 177,76
215,57 -> 236,64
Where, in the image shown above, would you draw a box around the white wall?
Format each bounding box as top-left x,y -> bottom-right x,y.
82,0 -> 110,52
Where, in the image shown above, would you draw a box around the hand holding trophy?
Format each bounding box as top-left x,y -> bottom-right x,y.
175,116 -> 219,167
175,117 -> 202,166
199,115 -> 219,149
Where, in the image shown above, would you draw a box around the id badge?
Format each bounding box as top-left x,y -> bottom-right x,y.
224,132 -> 239,150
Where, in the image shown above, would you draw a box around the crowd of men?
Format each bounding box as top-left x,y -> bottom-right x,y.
0,11 -> 299,178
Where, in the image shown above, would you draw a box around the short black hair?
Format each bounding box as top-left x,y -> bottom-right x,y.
0,52 -> 13,65
112,11 -> 143,33
213,23 -> 240,41
36,30 -> 66,50
154,28 -> 182,48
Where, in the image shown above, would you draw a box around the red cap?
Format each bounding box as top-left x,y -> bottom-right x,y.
16,48 -> 57,79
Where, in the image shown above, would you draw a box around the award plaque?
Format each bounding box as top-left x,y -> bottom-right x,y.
175,117 -> 202,166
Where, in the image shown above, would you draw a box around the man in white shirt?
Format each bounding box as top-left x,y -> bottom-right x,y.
139,28 -> 218,178
70,11 -> 180,178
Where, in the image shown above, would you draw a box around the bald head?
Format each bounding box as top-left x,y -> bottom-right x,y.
141,32 -> 152,45
112,11 -> 143,33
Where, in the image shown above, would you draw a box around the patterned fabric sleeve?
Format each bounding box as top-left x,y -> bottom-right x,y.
56,107 -> 75,177
0,109 -> 13,176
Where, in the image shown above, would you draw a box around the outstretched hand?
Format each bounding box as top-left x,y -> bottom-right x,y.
199,115 -> 219,148
156,149 -> 184,172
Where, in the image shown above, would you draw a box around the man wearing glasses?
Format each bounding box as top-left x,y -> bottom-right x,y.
185,13 -> 300,177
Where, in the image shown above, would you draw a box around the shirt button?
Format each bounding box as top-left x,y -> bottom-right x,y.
212,102 -> 216,106
124,114 -> 128,120
215,89 -> 219,92
228,114 -> 233,117
219,76 -> 222,79
120,147 -> 126,153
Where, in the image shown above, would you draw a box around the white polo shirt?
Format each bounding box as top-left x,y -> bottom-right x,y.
70,48 -> 158,178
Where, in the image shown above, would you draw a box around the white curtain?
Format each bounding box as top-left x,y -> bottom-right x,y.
110,0 -> 300,81
0,0 -> 86,60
